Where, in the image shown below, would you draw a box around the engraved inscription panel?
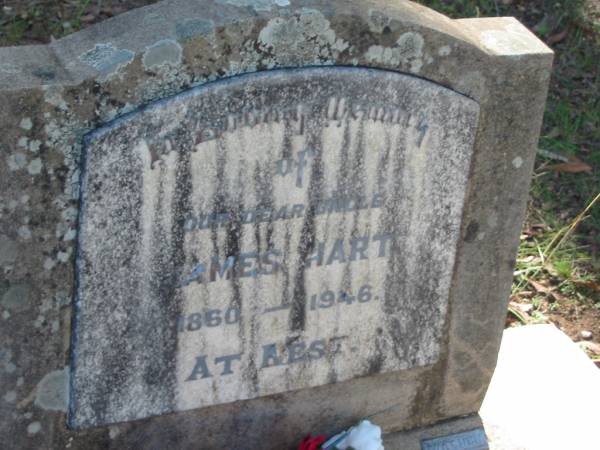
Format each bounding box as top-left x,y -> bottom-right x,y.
70,67 -> 479,427
421,428 -> 489,450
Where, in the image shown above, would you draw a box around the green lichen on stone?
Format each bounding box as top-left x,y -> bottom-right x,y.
34,367 -> 69,412
79,43 -> 135,74
142,40 -> 183,71
1,284 -> 31,312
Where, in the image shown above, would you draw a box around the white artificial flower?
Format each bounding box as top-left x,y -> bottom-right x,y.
334,420 -> 384,450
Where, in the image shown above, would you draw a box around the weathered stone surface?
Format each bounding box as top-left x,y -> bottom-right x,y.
72,67 -> 478,427
0,1 -> 552,449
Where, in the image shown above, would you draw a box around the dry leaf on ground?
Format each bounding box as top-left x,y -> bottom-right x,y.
574,280 -> 600,292
548,160 -> 592,173
529,279 -> 554,295
547,28 -> 569,45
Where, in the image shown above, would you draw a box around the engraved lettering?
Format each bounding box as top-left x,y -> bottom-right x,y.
186,356 -> 212,381
215,354 -> 242,376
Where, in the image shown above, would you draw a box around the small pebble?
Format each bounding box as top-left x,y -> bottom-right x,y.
580,330 -> 593,340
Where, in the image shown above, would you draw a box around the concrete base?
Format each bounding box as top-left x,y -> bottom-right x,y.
383,325 -> 600,449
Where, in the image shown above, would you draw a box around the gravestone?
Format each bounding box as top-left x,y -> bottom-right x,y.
72,67 -> 478,427
0,1 -> 552,449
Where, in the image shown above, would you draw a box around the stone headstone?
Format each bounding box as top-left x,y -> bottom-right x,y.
0,1 -> 552,449
72,67 -> 478,427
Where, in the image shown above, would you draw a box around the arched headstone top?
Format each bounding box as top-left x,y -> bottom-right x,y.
0,0 -> 550,102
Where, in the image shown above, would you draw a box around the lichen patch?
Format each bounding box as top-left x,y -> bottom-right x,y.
20,118 -> 33,131
27,158 -> 43,175
79,43 -> 135,74
142,40 -> 183,71
365,32 -> 425,73
34,367 -> 69,412
257,10 -> 349,65
7,152 -> 27,171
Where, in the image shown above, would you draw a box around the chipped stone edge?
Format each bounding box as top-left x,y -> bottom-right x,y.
0,0 -> 550,93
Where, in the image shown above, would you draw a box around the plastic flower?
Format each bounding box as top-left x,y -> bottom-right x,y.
331,420 -> 384,450
298,434 -> 327,450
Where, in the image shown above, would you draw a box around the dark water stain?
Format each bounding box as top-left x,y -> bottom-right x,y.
366,334 -> 386,375
244,315 -> 260,394
335,115 -> 352,195
210,138 -> 229,260
244,163 -> 273,394
464,221 -> 479,243
346,116 -> 367,277
280,119 -> 294,160
264,124 -> 280,250
136,127 -> 193,415
226,178 -> 243,312
163,128 -> 193,405
325,117 -> 357,383
382,123 -> 412,364
253,164 -> 264,260
289,124 -> 323,332
139,149 -> 171,404
86,133 -> 152,424
280,226 -> 292,309
376,126 -> 392,193
252,160 -> 276,262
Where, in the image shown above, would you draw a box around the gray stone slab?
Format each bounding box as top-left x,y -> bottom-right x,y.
480,325 -> 600,449
72,67 -> 478,427
0,1 -> 553,448
421,428 -> 488,450
384,325 -> 600,450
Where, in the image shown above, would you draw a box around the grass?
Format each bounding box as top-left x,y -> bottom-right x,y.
519,0 -> 600,321
1,3 -> 65,45
415,0 -> 600,336
514,206 -> 599,296
0,1 -> 157,46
